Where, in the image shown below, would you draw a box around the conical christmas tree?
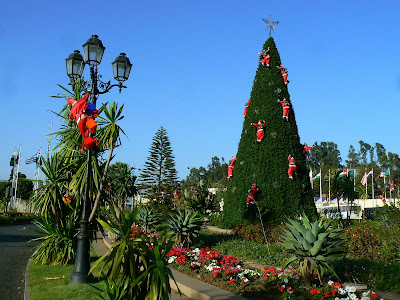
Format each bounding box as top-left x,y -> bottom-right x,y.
222,37 -> 317,227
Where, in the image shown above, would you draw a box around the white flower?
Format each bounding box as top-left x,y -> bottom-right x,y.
361,297 -> 370,300
328,280 -> 334,286
339,288 -> 347,295
349,293 -> 358,300
345,286 -> 357,293
168,256 -> 176,264
283,277 -> 289,283
361,291 -> 370,297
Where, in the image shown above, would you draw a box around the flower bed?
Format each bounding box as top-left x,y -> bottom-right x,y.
167,246 -> 386,300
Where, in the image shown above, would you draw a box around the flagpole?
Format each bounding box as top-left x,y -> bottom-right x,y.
372,169 -> 375,207
14,145 -> 22,201
383,173 -> 386,201
319,168 -> 322,201
310,168 -> 313,189
328,169 -> 331,202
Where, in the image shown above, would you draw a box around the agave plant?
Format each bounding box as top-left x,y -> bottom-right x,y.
167,209 -> 204,247
281,213 -> 345,287
93,277 -> 130,300
137,206 -> 163,233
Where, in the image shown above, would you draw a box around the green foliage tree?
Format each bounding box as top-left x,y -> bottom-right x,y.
308,141 -> 342,171
139,126 -> 178,205
345,144 -> 360,169
221,37 -> 316,227
107,162 -> 137,218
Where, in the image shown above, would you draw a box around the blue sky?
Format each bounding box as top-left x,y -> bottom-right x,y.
1,0 -> 400,181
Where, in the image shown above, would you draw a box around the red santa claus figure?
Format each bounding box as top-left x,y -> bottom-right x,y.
243,98 -> 251,118
246,183 -> 259,206
258,48 -> 270,67
251,119 -> 266,143
391,180 -> 395,192
303,142 -> 313,160
227,156 -> 237,181
288,154 -> 297,180
277,98 -> 290,121
276,64 -> 289,84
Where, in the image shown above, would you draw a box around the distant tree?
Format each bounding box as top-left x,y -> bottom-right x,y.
375,143 -> 388,167
358,140 -> 375,165
139,126 -> 178,205
345,145 -> 360,169
7,172 -> 33,200
108,162 -> 137,216
308,141 -> 342,170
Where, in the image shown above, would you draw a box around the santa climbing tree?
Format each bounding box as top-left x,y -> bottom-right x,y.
222,22 -> 316,227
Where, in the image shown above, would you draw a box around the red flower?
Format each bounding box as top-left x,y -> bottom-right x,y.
310,289 -> 319,295
278,286 -> 285,292
324,291 -> 330,296
229,279 -> 235,283
213,271 -> 218,276
332,290 -> 337,295
372,293 -> 378,298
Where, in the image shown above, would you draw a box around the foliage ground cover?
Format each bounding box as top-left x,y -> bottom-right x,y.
0,212 -> 37,224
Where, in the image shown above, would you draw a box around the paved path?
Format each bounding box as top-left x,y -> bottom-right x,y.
0,223 -> 38,300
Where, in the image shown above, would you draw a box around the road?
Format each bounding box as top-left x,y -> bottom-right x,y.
0,223 -> 39,300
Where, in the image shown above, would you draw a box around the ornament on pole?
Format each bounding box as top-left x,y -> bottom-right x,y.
262,15 -> 279,37
250,119 -> 266,143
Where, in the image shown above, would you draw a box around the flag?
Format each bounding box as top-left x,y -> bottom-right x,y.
348,170 -> 355,178
10,148 -> 18,166
376,172 -> 385,180
391,181 -> 395,191
25,149 -> 42,164
312,172 -> 321,181
361,172 -> 368,186
366,169 -> 373,177
386,168 -> 390,176
338,169 -> 348,178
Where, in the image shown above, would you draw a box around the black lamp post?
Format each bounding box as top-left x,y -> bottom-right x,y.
66,35 -> 132,285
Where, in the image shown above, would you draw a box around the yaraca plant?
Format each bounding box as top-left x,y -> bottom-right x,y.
137,206 -> 163,233
167,209 -> 204,248
280,213 -> 345,287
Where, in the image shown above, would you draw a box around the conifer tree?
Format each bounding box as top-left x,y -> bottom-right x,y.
222,37 -> 317,227
139,126 -> 178,205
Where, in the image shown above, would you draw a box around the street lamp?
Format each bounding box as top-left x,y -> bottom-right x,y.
67,35 -> 131,285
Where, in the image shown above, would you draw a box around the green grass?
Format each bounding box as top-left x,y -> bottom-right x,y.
192,230 -> 290,267
29,247 -> 105,300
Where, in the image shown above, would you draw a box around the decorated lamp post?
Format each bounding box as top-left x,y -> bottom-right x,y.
66,35 -> 132,285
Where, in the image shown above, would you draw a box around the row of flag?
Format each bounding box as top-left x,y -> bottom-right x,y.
312,169 -> 355,181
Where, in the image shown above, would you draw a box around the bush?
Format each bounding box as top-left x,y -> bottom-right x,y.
0,212 -> 38,224
233,223 -> 287,244
332,257 -> 400,294
343,221 -> 393,261
167,209 -> 204,247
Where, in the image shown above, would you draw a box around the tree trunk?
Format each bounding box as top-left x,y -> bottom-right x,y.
89,143 -> 114,223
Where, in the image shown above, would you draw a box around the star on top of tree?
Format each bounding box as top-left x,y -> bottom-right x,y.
262,15 -> 279,37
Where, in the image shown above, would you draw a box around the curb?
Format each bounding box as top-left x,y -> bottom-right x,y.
24,259 -> 32,300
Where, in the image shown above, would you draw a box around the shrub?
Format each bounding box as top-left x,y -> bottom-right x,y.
281,214 -> 345,287
167,209 -> 204,248
137,206 -> 162,233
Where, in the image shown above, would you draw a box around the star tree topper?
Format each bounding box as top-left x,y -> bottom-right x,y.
262,15 -> 279,37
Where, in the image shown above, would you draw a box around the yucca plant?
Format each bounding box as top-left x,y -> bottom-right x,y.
281,213 -> 345,288
31,210 -> 79,265
137,206 -> 163,233
167,209 -> 203,247
93,277 -> 130,300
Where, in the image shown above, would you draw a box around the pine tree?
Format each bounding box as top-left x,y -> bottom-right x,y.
139,126 -> 178,205
221,37 -> 317,227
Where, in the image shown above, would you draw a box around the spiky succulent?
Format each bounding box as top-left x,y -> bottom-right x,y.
137,206 -> 163,233
167,209 -> 204,247
281,214 -> 345,286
